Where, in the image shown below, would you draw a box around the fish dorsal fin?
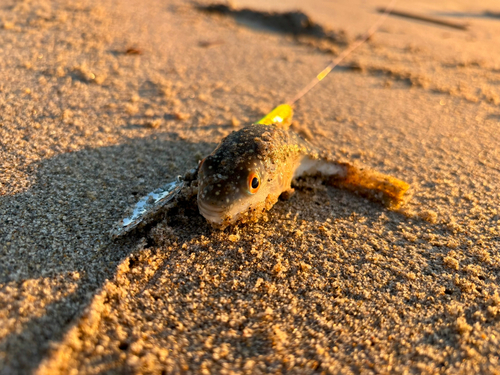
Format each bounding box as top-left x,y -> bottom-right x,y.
255,104 -> 293,130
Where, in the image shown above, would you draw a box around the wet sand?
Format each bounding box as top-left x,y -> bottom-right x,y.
1,0 -> 500,373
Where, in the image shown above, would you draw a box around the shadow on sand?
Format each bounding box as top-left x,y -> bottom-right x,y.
0,133 -> 215,373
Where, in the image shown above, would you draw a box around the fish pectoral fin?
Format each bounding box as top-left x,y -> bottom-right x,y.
256,104 -> 293,129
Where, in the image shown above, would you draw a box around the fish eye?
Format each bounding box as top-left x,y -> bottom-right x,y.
247,171 -> 260,194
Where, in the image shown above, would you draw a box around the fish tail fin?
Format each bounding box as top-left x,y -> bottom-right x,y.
329,163 -> 412,209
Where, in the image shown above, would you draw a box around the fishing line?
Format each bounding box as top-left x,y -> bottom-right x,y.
287,0 -> 399,105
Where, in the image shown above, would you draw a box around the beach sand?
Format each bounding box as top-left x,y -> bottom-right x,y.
1,0 -> 500,373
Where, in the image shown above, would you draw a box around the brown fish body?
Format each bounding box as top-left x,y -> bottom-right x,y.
197,124 -> 309,227
197,123 -> 410,228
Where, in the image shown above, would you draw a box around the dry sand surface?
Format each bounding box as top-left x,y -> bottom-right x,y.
1,0 -> 500,373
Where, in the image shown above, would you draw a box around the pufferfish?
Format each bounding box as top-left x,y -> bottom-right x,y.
112,104 -> 411,237
197,104 -> 411,228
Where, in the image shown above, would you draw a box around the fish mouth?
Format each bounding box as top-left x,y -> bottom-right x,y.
198,198 -> 226,225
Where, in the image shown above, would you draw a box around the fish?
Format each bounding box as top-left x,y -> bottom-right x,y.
197,104 -> 410,228
112,105 -> 410,237
111,0 -> 408,236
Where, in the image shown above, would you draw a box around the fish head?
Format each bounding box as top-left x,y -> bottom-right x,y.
197,128 -> 281,227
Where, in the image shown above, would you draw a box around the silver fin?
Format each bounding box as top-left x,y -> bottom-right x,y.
111,176 -> 184,238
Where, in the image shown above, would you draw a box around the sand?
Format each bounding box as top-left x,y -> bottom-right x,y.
1,0 -> 499,373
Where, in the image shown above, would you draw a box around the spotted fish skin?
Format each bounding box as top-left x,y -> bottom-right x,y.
197,124 -> 334,228
197,122 -> 411,228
